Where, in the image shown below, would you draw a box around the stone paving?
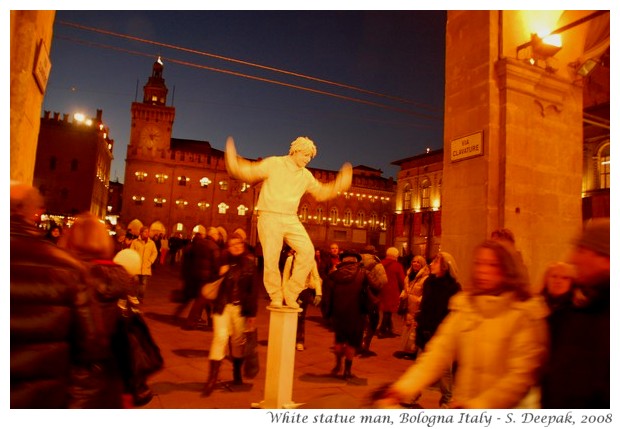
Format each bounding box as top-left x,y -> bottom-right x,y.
138,263 -> 441,410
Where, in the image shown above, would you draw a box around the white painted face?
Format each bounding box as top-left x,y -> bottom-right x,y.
291,150 -> 313,168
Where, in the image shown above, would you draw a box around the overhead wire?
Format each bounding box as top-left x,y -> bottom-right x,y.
57,20 -> 443,117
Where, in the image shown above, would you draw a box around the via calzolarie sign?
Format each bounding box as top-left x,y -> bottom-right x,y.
450,131 -> 483,162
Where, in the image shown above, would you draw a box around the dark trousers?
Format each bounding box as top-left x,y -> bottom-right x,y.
296,288 -> 315,344
362,305 -> 380,350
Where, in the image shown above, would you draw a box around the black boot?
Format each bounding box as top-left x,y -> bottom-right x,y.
232,357 -> 244,385
331,352 -> 343,376
201,359 -> 221,397
343,359 -> 353,379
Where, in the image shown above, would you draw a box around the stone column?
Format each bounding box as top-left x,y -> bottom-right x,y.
441,11 -> 583,287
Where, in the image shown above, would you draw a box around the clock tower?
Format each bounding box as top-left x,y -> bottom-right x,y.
130,56 -> 175,151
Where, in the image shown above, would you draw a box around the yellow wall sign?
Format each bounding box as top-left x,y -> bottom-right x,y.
450,131 -> 483,162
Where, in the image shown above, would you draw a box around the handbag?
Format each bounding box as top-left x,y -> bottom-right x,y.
243,328 -> 260,379
201,277 -> 224,300
114,301 -> 164,383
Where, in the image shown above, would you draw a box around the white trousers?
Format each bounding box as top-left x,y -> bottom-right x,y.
257,211 -> 315,303
208,304 -> 247,360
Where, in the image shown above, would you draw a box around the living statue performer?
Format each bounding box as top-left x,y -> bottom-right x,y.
225,136 -> 352,308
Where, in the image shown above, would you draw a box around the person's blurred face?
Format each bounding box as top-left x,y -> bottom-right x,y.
291,150 -> 313,168
140,228 -> 150,240
411,259 -> 422,272
228,238 -> 245,256
472,247 -> 503,292
568,246 -> 610,287
429,256 -> 445,277
51,228 -> 61,238
329,244 -> 339,256
546,266 -> 573,297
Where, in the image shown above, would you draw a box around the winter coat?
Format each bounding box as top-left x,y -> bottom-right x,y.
541,278 -> 610,408
415,273 -> 461,350
402,265 -> 429,318
182,235 -> 221,299
211,252 -> 260,318
380,257 -> 406,313
322,260 -> 368,348
10,218 -> 105,408
129,237 -> 158,275
360,253 -> 387,308
392,291 -> 549,408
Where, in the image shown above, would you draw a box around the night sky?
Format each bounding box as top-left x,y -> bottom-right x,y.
42,10 -> 447,182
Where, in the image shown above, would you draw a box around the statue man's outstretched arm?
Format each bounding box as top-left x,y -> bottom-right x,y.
224,136 -> 267,183
308,162 -> 353,201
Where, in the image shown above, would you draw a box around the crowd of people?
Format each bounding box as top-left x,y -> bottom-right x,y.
10,136 -> 610,410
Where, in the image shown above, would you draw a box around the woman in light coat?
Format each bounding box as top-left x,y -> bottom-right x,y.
375,239 -> 548,409
399,255 -> 429,355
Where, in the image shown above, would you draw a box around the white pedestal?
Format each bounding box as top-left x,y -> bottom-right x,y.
252,305 -> 302,409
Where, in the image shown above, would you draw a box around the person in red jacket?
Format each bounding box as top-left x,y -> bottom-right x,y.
378,247 -> 406,338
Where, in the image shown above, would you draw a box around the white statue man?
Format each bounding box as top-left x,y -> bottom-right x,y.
225,136 -> 352,308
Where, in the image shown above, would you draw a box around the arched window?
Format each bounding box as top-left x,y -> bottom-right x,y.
329,207 -> 338,225
356,210 -> 365,227
369,212 -> 379,230
598,143 -> 610,189
420,178 -> 431,209
237,205 -> 249,216
343,209 -> 352,226
381,214 -> 388,231
300,204 -> 309,222
316,207 -> 324,224
403,183 -> 412,210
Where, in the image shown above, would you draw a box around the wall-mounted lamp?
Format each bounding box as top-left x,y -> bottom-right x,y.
531,33 -> 562,59
575,58 -> 599,77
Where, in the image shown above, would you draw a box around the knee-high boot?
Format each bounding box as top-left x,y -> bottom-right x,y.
343,359 -> 353,379
232,357 -> 244,385
201,359 -> 222,397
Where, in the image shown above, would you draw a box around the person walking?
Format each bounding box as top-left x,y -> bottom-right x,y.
374,240 -> 548,409
541,218 -> 610,409
225,135 -> 352,309
358,245 -> 387,357
202,232 -> 260,397
10,183 -> 105,408
378,247 -> 405,338
322,250 -> 368,380
129,226 -> 158,303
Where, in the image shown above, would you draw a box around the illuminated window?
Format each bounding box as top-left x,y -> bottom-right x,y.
343,209 -> 352,226
197,201 -> 210,211
177,176 -> 189,186
132,195 -> 146,205
420,178 -> 431,209
356,211 -> 365,227
381,214 -> 388,231
369,212 -> 379,230
154,197 -> 167,208
175,199 -> 189,209
237,205 -> 249,216
300,204 -> 309,222
599,143 -> 610,189
316,207 -> 324,224
403,184 -> 412,210
329,207 -> 339,225
155,173 -> 168,183
219,181 -> 228,191
240,182 -> 250,192
218,202 -> 229,214
135,171 -> 148,182
200,177 -> 212,188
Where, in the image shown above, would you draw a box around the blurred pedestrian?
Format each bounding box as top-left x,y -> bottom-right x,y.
358,245 -> 387,357
202,233 -> 260,397
60,212 -> 150,407
540,261 -> 576,312
322,250 -> 368,379
541,218 -> 610,409
373,240 -> 547,409
225,135 -> 351,308
10,183 -> 105,408
159,234 -> 169,265
378,247 -> 405,338
129,226 -> 158,303
45,223 -> 62,245
399,255 -> 430,358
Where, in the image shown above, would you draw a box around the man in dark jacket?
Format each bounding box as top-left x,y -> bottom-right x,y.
10,182 -> 105,408
541,218 -> 610,409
